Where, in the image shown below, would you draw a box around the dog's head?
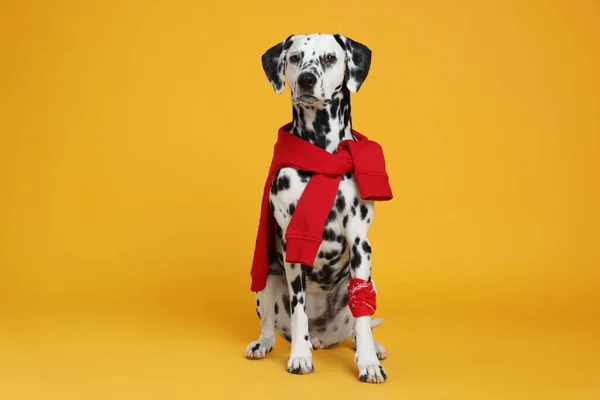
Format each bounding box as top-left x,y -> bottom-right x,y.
261,34 -> 371,107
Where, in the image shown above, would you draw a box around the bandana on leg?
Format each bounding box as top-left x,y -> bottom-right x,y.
348,278 -> 377,318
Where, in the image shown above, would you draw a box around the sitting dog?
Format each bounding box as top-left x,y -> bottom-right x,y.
246,33 -> 392,384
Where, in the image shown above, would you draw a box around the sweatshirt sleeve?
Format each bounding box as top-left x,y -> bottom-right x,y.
348,140 -> 393,201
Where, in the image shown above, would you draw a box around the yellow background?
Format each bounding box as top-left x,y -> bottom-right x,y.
1,0 -> 599,398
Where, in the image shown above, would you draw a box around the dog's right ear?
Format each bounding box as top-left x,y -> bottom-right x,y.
261,35 -> 294,94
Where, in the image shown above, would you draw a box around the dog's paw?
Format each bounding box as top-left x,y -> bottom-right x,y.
358,362 -> 387,384
245,339 -> 273,360
310,338 -> 322,350
375,341 -> 387,360
356,353 -> 387,383
286,354 -> 314,374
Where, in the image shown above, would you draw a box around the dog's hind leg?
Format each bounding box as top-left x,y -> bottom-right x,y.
245,273 -> 278,360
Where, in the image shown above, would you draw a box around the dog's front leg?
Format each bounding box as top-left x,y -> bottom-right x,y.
347,200 -> 387,383
283,260 -> 314,374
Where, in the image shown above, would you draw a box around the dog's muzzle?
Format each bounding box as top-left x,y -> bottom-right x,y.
294,72 -> 320,104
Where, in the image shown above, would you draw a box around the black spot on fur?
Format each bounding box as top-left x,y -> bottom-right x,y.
312,316 -> 328,328
256,299 -> 260,307
343,215 -> 349,228
351,244 -> 362,270
270,170 -> 280,195
305,335 -> 309,341
313,109 -> 331,149
251,343 -> 260,352
296,170 -> 313,182
301,265 -> 307,290
328,255 -> 342,267
330,97 -> 340,117
327,210 -> 337,222
353,197 -> 359,207
291,295 -> 298,312
278,175 -> 290,192
344,316 -> 351,324
335,195 -> 346,212
274,302 -> 279,314
322,228 -> 336,241
291,276 -> 303,294
340,292 -> 349,307
270,172 -> 290,195
345,171 -> 352,179
362,241 -> 371,254
282,294 -> 291,316
360,205 -> 368,220
289,203 -> 296,216
355,237 -> 360,245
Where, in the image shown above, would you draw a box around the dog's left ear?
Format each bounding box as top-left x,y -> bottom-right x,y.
261,35 -> 294,94
334,34 -> 372,93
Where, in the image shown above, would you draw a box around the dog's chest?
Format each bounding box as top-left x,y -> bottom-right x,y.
269,167 -> 361,288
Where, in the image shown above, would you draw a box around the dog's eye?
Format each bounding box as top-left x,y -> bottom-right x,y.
289,55 -> 300,63
325,54 -> 337,63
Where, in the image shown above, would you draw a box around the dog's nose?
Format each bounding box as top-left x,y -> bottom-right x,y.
298,72 -> 317,90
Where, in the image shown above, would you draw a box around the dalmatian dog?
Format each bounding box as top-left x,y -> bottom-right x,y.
245,33 -> 388,384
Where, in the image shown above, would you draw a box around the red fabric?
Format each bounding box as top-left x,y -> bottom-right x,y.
348,278 -> 377,317
250,123 -> 393,292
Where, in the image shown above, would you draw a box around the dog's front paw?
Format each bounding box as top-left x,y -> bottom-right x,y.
356,356 -> 387,383
286,354 -> 314,374
245,339 -> 273,360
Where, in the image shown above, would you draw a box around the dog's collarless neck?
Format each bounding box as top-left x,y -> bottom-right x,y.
290,87 -> 354,153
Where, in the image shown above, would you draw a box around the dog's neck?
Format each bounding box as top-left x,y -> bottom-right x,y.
290,86 -> 356,153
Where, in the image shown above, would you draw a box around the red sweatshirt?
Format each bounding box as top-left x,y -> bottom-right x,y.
250,123 -> 393,292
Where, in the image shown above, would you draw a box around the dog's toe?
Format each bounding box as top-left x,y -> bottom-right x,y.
357,358 -> 387,383
286,354 -> 314,374
245,340 -> 273,360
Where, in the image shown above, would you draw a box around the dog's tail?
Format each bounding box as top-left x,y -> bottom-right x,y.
371,318 -> 384,329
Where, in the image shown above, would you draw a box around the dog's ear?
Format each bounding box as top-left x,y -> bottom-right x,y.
261,35 -> 294,94
334,34 -> 372,93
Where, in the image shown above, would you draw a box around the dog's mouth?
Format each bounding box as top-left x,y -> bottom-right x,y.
294,94 -> 320,105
